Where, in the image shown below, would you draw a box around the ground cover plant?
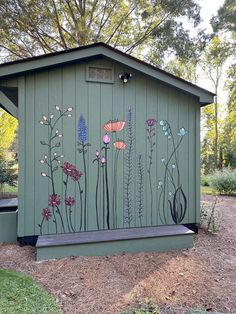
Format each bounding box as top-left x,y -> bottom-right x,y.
0,268 -> 60,314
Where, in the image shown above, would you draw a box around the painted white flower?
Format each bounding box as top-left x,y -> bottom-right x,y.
172,164 -> 176,169
67,107 -> 73,112
50,114 -> 54,119
161,158 -> 165,163
44,155 -> 48,159
54,152 -> 57,156
67,114 -> 72,117
160,120 -> 165,126
169,191 -> 172,196
39,160 -> 45,164
177,127 -> 187,137
42,115 -> 47,121
39,121 -> 44,125
55,105 -> 60,111
41,172 -> 47,177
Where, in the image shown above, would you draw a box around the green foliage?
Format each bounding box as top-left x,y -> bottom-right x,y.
0,109 -> 18,155
0,0 -> 201,63
210,168 -> 236,195
0,156 -> 18,191
0,269 -> 61,314
221,64 -> 236,167
211,0 -> 236,41
201,175 -> 210,186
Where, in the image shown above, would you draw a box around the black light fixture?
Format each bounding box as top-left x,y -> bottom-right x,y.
119,72 -> 132,83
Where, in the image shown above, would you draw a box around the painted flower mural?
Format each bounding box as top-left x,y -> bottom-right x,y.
157,120 -> 188,224
103,119 -> 125,133
38,103 -> 188,235
77,115 -> 90,231
114,140 -> 126,150
42,208 -> 52,221
146,117 -> 157,225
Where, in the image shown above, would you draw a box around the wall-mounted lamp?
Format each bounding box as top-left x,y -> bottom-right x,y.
119,72 -> 132,83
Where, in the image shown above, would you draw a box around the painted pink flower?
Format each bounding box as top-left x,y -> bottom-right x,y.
101,156 -> 106,165
65,196 -> 75,206
61,162 -> 76,176
103,133 -> 110,145
49,194 -> 60,207
146,118 -> 157,127
71,169 -> 83,181
42,208 -> 52,221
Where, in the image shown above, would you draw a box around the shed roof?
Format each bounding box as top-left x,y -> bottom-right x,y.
0,42 -> 214,106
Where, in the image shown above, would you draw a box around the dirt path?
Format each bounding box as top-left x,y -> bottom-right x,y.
0,195 -> 235,313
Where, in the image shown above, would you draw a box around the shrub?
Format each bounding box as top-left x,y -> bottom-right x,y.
201,175 -> 210,186
209,168 -> 236,195
0,156 -> 18,194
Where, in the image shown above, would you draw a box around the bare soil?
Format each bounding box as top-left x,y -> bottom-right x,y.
0,195 -> 235,314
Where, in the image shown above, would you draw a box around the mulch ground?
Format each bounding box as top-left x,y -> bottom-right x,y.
0,195 -> 235,314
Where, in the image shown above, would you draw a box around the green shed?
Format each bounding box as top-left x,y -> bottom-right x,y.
0,43 -> 214,260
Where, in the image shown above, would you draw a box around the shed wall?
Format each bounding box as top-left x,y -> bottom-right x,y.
17,58 -> 200,237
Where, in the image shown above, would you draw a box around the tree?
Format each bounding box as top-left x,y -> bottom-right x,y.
0,156 -> 18,195
0,0 -> 201,62
210,0 -> 236,168
200,36 -> 231,169
221,64 -> 236,167
0,109 -> 18,155
211,0 -> 236,43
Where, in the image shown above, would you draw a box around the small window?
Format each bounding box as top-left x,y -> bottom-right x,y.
86,66 -> 114,83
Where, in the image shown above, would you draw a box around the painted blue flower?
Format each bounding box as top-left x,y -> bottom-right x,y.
78,115 -> 88,143
177,127 -> 187,137
160,120 -> 165,126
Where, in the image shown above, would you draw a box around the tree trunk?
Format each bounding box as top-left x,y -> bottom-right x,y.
214,90 -> 218,169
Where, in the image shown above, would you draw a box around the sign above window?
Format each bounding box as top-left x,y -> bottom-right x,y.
86,65 -> 114,83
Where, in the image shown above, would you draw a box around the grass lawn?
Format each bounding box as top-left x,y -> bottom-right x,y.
2,184 -> 18,193
201,185 -> 216,195
0,269 -> 60,314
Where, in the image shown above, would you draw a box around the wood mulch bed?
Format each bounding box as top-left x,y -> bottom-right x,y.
0,195 -> 235,314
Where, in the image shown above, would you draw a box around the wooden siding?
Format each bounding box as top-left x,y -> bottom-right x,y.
17,57 -> 199,237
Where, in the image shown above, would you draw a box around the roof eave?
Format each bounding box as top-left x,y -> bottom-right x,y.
0,43 -> 215,105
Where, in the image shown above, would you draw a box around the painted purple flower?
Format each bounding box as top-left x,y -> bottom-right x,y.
146,118 -> 157,127
49,194 -> 60,207
101,156 -> 106,165
78,115 -> 88,143
61,162 -> 76,176
103,133 -> 110,145
42,208 -> 52,221
71,169 -> 83,181
95,150 -> 100,158
65,196 -> 75,206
